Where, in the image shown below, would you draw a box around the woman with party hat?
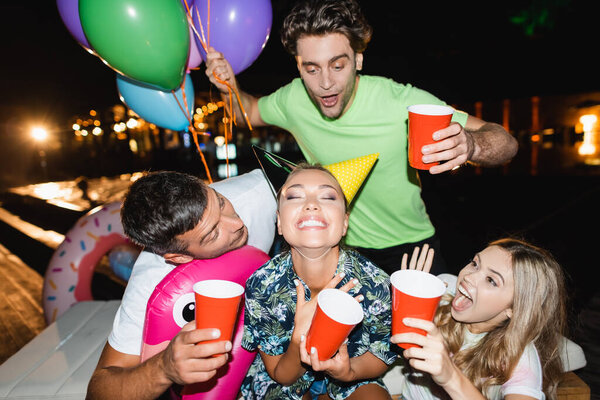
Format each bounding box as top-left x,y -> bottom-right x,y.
240,155 -> 397,399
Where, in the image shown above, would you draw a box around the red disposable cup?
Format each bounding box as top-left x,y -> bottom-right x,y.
305,288 -> 364,361
193,280 -> 244,346
390,269 -> 446,349
407,104 -> 454,170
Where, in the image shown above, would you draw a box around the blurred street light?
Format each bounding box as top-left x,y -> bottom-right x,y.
214,135 -> 226,147
30,126 -> 49,181
580,114 -> 597,133
126,118 -> 138,129
114,122 -> 126,132
31,126 -> 48,142
578,114 -> 597,156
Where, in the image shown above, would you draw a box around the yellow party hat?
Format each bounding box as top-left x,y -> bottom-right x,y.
324,153 -> 379,204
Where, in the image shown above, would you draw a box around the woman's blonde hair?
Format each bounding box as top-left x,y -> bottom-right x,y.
435,238 -> 567,399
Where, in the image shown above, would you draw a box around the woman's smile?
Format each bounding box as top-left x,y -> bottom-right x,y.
297,216 -> 328,230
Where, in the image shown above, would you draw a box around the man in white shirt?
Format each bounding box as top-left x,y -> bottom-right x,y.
87,169 -> 276,400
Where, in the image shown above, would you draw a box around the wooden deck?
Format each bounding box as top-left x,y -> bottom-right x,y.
0,242 -> 45,364
0,201 -> 125,365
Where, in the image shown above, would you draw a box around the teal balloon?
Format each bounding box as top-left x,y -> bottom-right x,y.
80,0 -> 189,91
117,73 -> 194,131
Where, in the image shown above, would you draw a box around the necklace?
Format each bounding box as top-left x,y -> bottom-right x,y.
293,246 -> 333,261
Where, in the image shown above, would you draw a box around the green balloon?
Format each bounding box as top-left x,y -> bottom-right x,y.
80,0 -> 189,91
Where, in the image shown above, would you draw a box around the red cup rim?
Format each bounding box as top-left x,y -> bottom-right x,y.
407,104 -> 454,116
390,270 -> 446,298
193,279 -> 244,298
317,288 -> 364,325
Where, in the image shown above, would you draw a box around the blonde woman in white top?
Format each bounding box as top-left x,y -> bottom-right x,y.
393,238 -> 567,400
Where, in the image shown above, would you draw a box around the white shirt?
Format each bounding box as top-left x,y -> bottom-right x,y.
401,327 -> 545,400
108,169 -> 277,355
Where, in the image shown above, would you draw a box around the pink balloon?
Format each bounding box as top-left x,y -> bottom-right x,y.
187,18 -> 203,71
141,245 -> 269,400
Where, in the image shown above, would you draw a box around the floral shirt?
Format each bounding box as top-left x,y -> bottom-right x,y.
241,249 -> 397,400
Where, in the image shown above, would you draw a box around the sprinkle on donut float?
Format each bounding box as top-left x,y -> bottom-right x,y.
42,201 -> 130,324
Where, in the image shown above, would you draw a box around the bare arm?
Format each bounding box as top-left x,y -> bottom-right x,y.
258,274 -> 358,385
391,318 -> 487,400
302,342 -> 390,382
204,47 -> 266,129
463,116 -> 518,167
262,336 -> 389,386
423,115 -> 518,174
345,351 -> 390,381
259,336 -> 307,386
86,324 -> 230,400
86,345 -> 171,400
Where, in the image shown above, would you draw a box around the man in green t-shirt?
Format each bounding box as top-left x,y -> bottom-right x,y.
204,0 -> 517,276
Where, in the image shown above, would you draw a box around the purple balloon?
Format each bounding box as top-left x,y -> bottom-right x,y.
56,0 -> 93,51
192,0 -> 272,75
180,0 -> 193,10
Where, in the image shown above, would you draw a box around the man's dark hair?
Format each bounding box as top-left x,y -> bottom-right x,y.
281,0 -> 372,56
121,171 -> 208,255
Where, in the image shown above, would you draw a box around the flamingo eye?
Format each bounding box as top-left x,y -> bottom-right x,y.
172,292 -> 195,327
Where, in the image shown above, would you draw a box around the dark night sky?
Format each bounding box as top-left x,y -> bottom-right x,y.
2,0 -> 600,128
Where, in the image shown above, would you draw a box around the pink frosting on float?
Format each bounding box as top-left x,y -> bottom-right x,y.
43,201 -> 128,324
74,232 -> 128,301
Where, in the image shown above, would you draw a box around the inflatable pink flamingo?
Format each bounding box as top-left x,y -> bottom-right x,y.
141,245 -> 269,399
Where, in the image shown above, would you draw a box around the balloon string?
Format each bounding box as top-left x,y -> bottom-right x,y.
192,130 -> 213,183
211,71 -> 254,179
171,88 -> 213,184
171,89 -> 189,125
226,81 -> 231,177
212,71 -> 253,131
207,0 -> 211,50
177,2 -> 214,182
191,5 -> 208,53
185,0 -> 236,179
180,79 -> 192,122
181,0 -> 206,53
182,0 -> 192,18
212,76 -> 232,178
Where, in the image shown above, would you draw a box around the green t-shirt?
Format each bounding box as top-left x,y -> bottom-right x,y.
258,75 -> 468,249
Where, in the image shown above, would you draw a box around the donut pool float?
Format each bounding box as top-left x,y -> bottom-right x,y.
141,245 -> 269,400
42,201 -> 130,324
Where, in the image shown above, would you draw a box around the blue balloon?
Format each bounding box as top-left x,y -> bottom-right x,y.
116,73 -> 195,131
108,244 -> 139,282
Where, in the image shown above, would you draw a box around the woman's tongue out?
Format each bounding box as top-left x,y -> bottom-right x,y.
452,285 -> 474,312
